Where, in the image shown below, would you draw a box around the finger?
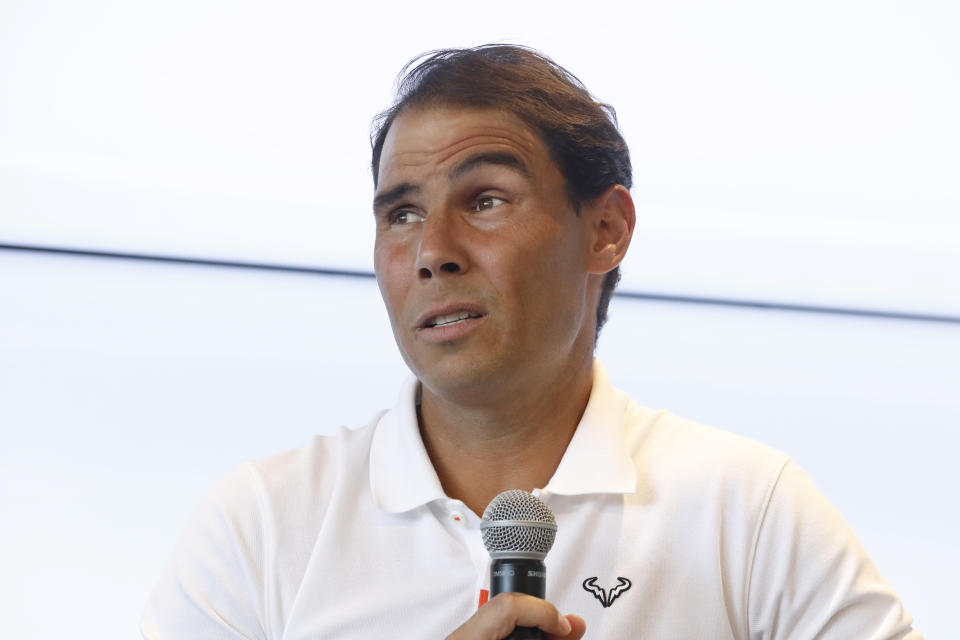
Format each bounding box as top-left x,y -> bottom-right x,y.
545,614 -> 586,640
490,593 -> 572,637
447,593 -> 572,639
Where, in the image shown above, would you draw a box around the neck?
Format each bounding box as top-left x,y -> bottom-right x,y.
417,354 -> 595,517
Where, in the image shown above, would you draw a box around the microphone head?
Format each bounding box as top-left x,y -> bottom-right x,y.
480,489 -> 557,560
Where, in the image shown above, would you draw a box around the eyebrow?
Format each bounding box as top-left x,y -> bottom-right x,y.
372,151 -> 530,214
373,183 -> 420,214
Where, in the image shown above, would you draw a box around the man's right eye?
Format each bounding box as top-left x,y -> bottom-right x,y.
388,209 -> 425,225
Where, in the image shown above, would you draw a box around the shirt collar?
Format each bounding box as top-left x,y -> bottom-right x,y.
542,361 -> 638,496
369,375 -> 447,513
369,361 -> 638,513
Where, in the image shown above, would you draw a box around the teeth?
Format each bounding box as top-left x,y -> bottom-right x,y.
429,311 -> 479,327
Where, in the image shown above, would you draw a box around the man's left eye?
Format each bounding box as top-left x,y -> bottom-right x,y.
473,196 -> 506,212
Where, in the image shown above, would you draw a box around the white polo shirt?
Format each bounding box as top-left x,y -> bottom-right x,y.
141,362 -> 921,639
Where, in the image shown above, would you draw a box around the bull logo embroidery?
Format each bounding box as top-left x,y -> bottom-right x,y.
582,577 -> 632,608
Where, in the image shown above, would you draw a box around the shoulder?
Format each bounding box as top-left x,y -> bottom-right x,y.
187,411 -> 387,562
237,412 -> 386,523
625,402 -> 790,507
745,452 -> 921,637
618,404 -> 920,638
140,414 -> 388,637
250,415 -> 384,486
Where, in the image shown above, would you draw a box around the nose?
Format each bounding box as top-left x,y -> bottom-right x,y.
416,212 -> 469,280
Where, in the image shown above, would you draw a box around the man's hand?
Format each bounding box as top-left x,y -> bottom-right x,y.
446,593 -> 586,640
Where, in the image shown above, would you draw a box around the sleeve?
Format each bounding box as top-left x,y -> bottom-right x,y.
140,464 -> 271,640
746,460 -> 922,640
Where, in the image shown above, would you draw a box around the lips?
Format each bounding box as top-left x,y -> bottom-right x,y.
416,303 -> 487,330
424,310 -> 483,328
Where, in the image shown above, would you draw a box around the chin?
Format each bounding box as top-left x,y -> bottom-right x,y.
414,356 -> 507,401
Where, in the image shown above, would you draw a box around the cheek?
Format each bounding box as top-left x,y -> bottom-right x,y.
490,232 -> 575,307
372,236 -> 390,273
374,243 -> 409,321
511,216 -> 583,278
508,224 -> 589,325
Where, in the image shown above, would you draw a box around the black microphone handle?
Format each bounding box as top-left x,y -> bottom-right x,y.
489,558 -> 547,640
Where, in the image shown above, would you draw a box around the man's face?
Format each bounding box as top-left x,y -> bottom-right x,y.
373,106 -> 597,402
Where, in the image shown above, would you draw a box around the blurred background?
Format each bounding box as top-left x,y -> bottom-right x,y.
1,0 -> 957,637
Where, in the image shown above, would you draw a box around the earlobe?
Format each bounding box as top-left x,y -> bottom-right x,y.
587,185 -> 635,275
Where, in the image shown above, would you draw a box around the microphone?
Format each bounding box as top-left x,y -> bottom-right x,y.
480,490 -> 558,640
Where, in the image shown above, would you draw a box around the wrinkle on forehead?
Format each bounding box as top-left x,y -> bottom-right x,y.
379,108 -> 543,180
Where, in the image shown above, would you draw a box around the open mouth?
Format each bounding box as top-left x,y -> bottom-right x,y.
424,311 -> 483,328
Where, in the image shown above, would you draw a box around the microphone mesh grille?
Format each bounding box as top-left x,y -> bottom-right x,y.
481,490 -> 557,555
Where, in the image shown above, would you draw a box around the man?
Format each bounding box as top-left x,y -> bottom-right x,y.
142,45 -> 921,639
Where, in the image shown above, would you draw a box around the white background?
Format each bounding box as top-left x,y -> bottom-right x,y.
1,1 -> 958,638
2,0 -> 958,313
2,253 -> 956,638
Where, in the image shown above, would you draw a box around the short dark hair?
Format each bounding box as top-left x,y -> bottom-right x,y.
370,44 -> 632,342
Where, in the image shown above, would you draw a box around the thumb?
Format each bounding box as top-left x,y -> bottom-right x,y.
545,614 -> 586,639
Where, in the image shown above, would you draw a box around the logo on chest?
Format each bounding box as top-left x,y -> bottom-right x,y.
582,576 -> 632,608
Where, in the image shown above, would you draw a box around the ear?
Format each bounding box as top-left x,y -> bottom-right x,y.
585,184 -> 635,275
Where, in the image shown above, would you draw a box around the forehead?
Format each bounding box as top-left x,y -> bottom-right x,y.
377,106 -> 551,184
